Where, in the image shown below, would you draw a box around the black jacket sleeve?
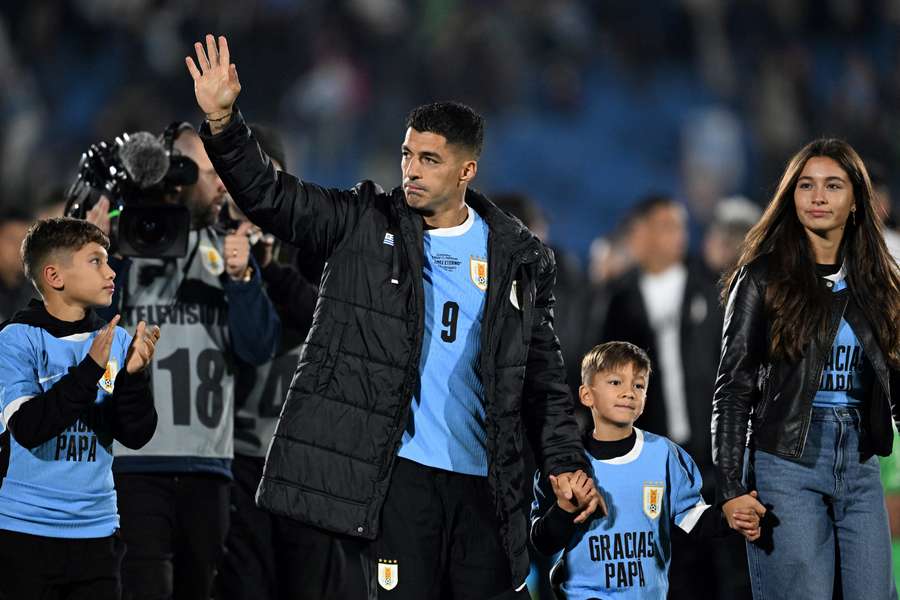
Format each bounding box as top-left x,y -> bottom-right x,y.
200,109 -> 365,262
521,248 -> 591,477
260,260 -> 318,335
711,264 -> 766,504
108,367 -> 157,449
7,356 -> 105,449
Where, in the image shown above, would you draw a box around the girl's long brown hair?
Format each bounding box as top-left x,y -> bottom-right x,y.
722,138 -> 900,366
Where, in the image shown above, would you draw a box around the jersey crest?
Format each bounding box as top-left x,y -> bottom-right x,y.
643,482 -> 664,519
99,360 -> 119,394
378,559 -> 399,591
469,256 -> 488,291
200,244 -> 225,276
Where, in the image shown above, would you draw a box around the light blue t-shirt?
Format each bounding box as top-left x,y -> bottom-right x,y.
0,322 -> 131,538
398,206 -> 490,476
813,267 -> 873,408
532,429 -> 710,600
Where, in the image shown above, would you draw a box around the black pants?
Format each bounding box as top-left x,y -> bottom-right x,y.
114,472 -> 230,600
366,458 -> 529,600
0,528 -> 125,599
216,453 -> 365,600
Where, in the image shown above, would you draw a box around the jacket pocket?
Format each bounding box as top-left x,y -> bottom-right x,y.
315,322 -> 346,393
754,364 -> 772,422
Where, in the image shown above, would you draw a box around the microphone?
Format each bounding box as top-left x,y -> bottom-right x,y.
117,131 -> 170,189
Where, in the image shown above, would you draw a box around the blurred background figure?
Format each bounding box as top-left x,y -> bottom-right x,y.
702,195 -> 763,276
0,206 -> 35,322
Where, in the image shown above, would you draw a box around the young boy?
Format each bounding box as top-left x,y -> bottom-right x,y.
0,218 -> 160,598
530,341 -> 759,599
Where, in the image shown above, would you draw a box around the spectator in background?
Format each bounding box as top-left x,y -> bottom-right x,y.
0,206 -> 35,321
599,194 -> 748,600
868,161 -> 900,262
702,196 -> 763,276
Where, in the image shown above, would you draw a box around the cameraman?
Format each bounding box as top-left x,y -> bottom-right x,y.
90,122 -> 280,600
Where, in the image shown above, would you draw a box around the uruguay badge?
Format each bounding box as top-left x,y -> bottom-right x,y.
378,559 -> 398,591
643,482 -> 664,519
470,256 -> 488,291
99,360 -> 119,394
200,244 -> 225,276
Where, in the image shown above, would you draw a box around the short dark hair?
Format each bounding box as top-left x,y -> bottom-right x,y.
249,123 -> 287,169
405,101 -> 485,158
626,193 -> 679,223
581,341 -> 652,386
21,218 -> 109,292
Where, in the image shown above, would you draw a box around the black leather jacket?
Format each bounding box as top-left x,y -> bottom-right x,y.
712,256 -> 899,503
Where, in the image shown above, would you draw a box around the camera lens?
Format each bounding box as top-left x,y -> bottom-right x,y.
137,216 -> 166,245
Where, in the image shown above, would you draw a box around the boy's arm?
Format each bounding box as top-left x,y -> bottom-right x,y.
530,470 -> 579,556
669,443 -> 739,539
223,254 -> 281,365
0,330 -> 104,449
108,330 -> 157,449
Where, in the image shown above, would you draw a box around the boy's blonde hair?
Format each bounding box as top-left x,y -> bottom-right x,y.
581,341 -> 652,386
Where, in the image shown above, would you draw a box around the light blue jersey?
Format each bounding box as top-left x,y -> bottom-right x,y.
0,321 -> 131,538
813,268 -> 873,408
398,206 -> 490,476
534,429 -> 710,599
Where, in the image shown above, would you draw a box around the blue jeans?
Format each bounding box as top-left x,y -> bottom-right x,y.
744,406 -> 896,600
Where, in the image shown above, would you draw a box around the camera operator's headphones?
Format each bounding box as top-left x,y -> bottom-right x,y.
160,121 -> 200,191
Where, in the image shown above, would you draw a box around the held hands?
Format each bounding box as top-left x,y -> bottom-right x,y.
550,470 -> 607,524
125,321 -> 161,374
224,221 -> 253,280
723,491 -> 766,542
185,34 -> 241,129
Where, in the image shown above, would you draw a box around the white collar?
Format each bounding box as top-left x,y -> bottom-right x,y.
425,205 -> 474,237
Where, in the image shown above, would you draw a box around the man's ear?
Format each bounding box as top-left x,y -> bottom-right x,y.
458,159 -> 477,185
578,384 -> 593,408
42,263 -> 64,292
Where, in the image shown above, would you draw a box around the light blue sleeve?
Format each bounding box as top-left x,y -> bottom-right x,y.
669,441 -> 710,533
0,326 -> 41,431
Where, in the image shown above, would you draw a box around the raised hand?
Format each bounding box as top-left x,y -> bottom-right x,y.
185,34 -> 241,128
89,315 -> 120,368
224,221 -> 253,280
125,321 -> 161,374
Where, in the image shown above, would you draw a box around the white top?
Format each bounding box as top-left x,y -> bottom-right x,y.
639,264 -> 690,444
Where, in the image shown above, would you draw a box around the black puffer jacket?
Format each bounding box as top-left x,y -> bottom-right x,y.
712,255 -> 899,504
201,111 -> 589,585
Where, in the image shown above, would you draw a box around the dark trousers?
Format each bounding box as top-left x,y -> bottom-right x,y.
216,453 -> 365,600
114,472 -> 230,600
364,458 -> 529,600
0,528 -> 125,599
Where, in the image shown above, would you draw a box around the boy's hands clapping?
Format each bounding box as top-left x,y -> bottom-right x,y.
125,321 -> 161,374
89,315 -> 121,369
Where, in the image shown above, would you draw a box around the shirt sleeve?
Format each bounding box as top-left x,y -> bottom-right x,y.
0,326 -> 104,448
669,442 -> 712,534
